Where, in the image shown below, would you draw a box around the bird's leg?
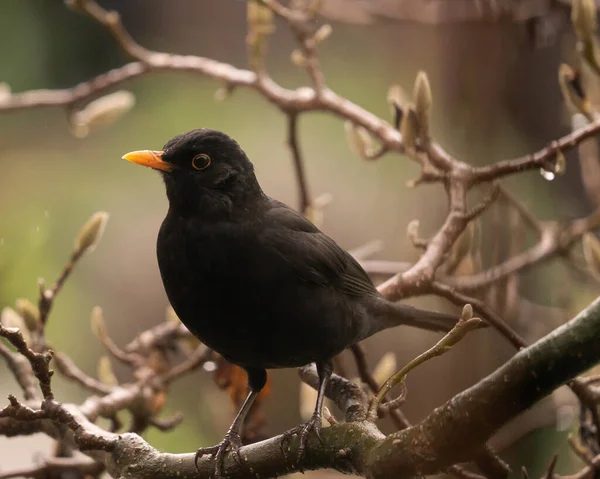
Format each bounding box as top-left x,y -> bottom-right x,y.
283,361 -> 333,467
195,367 -> 266,478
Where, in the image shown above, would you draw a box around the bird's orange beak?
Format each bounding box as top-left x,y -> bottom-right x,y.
122,150 -> 173,172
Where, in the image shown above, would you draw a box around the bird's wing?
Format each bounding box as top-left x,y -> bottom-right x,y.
261,199 -> 379,297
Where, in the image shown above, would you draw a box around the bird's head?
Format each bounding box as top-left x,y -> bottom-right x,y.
123,129 -> 262,214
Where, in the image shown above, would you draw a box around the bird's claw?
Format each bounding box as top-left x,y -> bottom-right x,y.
282,412 -> 324,470
194,430 -> 244,478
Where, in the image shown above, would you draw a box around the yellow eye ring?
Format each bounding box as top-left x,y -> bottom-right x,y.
192,153 -> 211,170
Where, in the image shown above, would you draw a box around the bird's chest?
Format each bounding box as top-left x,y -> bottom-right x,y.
157,217 -> 272,346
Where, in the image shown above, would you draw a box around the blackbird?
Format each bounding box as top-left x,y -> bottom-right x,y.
123,129 -> 458,476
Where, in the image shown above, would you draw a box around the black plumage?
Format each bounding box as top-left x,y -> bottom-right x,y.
123,129 -> 458,476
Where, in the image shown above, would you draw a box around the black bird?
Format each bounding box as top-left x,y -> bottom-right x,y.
123,129 -> 458,476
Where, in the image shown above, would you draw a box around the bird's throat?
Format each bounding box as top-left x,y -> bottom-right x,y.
163,172 -> 264,220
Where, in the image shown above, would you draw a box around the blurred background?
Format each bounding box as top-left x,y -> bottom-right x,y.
1,1 -> 599,477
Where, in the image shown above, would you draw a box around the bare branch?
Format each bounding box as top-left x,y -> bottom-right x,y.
53,351 -> 112,395
431,281 -> 527,349
67,0 -> 153,62
37,249 -> 84,327
4,296 -> 600,478
0,342 -> 38,400
472,119 -> 600,184
162,345 -> 211,385
498,185 -> 543,235
287,113 -> 311,213
349,343 -> 410,428
446,208 -> 600,292
368,296 -> 600,478
0,325 -> 54,399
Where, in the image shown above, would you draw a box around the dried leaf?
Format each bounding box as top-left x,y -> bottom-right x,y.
15,298 -> 41,332
71,91 -> 135,138
214,357 -> 271,440
97,356 -> 118,386
412,71 -> 432,139
1,307 -> 30,344
148,348 -> 171,376
213,357 -> 271,441
150,390 -> 167,415
372,352 -> 397,387
583,233 -> 600,281
74,212 -> 109,256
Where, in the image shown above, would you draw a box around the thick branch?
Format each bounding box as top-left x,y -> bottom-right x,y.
5,297 -> 600,478
368,295 -> 600,478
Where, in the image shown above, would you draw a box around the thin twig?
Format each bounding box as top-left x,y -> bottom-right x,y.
0,343 -> 38,400
149,413 -> 184,431
68,0 -> 153,62
287,113 -> 311,213
349,344 -> 411,429
38,249 -> 84,326
472,118 -> 600,183
446,208 -> 600,292
162,345 -> 211,384
498,185 -> 543,235
431,281 -> 527,349
53,351 -> 112,395
0,325 -> 54,400
367,312 -> 481,420
465,182 -> 500,222
264,0 -> 327,92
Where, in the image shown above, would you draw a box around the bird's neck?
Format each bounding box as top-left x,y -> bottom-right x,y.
165,175 -> 265,222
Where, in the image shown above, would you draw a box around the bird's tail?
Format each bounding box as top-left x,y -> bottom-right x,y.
373,300 -> 459,334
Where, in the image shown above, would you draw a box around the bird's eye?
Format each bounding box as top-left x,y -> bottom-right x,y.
191,153 -> 211,170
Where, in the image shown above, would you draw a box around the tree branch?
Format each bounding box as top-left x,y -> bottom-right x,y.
368,295 -> 600,478
4,296 -> 600,478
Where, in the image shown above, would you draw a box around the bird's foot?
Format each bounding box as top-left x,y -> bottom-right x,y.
281,412 -> 324,471
194,430 -> 243,478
